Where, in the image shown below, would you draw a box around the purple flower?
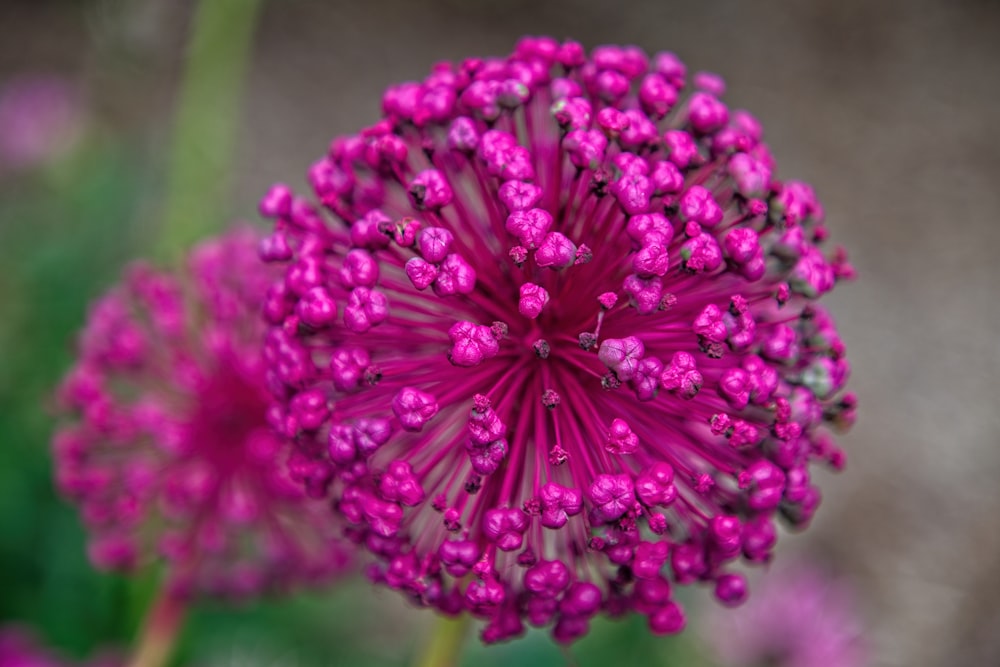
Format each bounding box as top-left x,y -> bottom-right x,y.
0,627 -> 120,667
0,75 -> 82,171
53,230 -> 350,599
0,628 -> 64,667
259,37 -> 856,643
700,561 -> 866,667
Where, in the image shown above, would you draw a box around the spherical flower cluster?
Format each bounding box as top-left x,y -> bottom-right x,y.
54,230 -> 350,599
259,37 -> 856,643
700,561 -> 866,667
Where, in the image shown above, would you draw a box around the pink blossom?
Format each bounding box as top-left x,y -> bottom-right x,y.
53,230 -> 351,599
259,37 -> 855,644
0,626 -> 120,667
0,76 -> 82,171
701,561 -> 867,667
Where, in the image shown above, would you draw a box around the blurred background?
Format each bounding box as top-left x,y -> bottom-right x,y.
1,0 -> 998,665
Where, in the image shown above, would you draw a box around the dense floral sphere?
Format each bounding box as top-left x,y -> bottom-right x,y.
259,37 -> 856,643
54,230 -> 350,598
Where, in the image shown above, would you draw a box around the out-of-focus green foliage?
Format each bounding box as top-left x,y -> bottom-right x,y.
157,0 -> 263,263
0,142 -> 149,655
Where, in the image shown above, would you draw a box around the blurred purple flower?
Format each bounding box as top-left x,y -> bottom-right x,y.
0,75 -> 83,171
258,36 -> 856,643
53,229 -> 351,599
0,628 -> 62,667
0,627 -> 120,667
700,560 -> 867,667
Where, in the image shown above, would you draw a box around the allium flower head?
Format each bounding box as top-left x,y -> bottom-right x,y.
54,230 -> 350,598
259,37 -> 855,643
700,561 -> 866,667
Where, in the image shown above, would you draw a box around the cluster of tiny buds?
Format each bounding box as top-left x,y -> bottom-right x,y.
53,230 -> 350,599
257,36 -> 854,643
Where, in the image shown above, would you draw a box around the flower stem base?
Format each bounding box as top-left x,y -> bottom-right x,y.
127,585 -> 186,667
413,614 -> 471,667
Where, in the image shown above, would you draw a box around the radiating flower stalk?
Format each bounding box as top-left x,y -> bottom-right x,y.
259,35 -> 856,646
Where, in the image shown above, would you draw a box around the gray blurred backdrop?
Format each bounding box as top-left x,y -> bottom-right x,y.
3,1 -> 999,665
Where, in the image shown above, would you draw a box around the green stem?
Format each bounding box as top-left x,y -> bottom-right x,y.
155,0 -> 263,263
127,584 -> 187,667
413,614 -> 471,667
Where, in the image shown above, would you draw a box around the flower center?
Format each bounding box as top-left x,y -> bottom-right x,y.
187,355 -> 271,473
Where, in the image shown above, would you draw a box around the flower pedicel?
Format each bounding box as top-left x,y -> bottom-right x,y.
259,37 -> 856,643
